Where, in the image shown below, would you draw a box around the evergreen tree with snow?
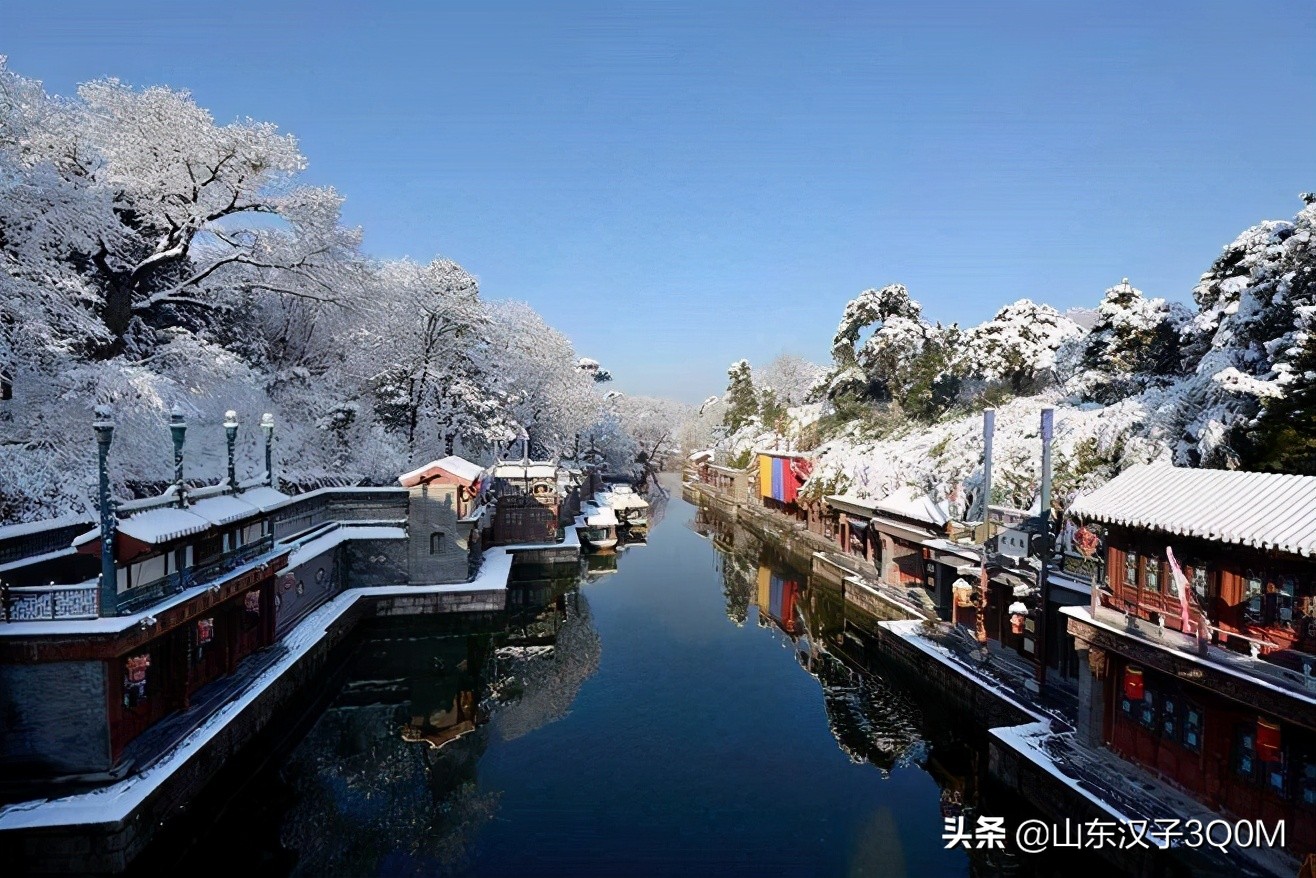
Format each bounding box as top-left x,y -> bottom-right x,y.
1071,278 -> 1187,404
722,359 -> 759,434
967,299 -> 1082,395
830,283 -> 921,366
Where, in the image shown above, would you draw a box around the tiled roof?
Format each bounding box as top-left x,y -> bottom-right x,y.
1068,463 -> 1316,557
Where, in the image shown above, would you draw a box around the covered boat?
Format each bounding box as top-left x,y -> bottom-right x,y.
594,484 -> 649,532
579,503 -> 618,550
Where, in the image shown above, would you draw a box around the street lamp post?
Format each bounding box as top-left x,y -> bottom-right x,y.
224,410 -> 240,494
93,406 -> 117,617
260,413 -> 275,488
170,406 -> 187,508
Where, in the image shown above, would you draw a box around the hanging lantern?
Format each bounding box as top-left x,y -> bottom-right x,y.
1123,666 -> 1144,701
1257,718 -> 1282,762
197,617 -> 214,645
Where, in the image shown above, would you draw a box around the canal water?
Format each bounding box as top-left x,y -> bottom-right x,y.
133,479 -> 1078,877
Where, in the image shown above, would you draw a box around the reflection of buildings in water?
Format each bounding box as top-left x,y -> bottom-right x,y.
813,647 -> 925,775
581,551 -> 619,582
487,589 -> 601,742
277,633 -> 499,875
755,565 -> 801,636
402,687 -> 480,751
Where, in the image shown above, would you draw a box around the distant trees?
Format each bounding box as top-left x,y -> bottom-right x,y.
814,286 -> 1079,425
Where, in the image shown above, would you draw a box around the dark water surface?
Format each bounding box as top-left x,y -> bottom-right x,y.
137,482 -> 1047,877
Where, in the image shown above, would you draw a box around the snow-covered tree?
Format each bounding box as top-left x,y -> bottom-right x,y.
1069,278 -> 1188,404
482,301 -> 603,459
966,299 -> 1083,395
722,359 -> 759,433
609,394 -> 692,486
755,354 -> 823,408
830,283 -> 921,365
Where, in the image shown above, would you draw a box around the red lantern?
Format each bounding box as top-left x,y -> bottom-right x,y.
1123,666 -> 1144,701
1257,718 -> 1281,762
197,617 -> 214,645
1011,614 -> 1026,635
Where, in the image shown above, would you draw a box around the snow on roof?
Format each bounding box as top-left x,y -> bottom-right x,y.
493,463 -> 558,480
1069,463 -> 1316,557
585,505 -> 618,527
688,449 -> 714,461
0,514 -> 94,543
825,494 -> 880,516
755,449 -> 812,459
872,487 -> 950,527
594,490 -> 649,511
398,455 -> 486,487
188,494 -> 262,527
234,486 -> 292,512
117,506 -> 212,545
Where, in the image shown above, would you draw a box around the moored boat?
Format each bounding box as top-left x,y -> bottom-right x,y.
578,502 -> 618,550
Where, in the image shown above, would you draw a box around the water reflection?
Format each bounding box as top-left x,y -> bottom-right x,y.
278,633 -> 497,876
141,483 -> 1091,877
692,502 -> 1013,874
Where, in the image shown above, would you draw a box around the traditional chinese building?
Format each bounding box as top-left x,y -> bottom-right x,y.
1064,464 -> 1316,859
398,456 -> 487,584
0,412 -> 293,785
485,461 -> 561,546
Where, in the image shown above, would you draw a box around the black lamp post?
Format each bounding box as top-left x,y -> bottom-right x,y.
260,413 -> 275,488
93,405 -> 117,617
170,406 -> 187,508
224,409 -> 240,494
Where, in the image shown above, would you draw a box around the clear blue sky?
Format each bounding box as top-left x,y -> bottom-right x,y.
3,1 -> 1313,402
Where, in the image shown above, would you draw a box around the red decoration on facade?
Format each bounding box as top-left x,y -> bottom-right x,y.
1074,526 -> 1099,559
197,617 -> 214,645
1257,718 -> 1281,762
244,590 -> 261,614
125,654 -> 150,681
1011,614 -> 1026,635
124,653 -> 150,707
1123,666 -> 1144,701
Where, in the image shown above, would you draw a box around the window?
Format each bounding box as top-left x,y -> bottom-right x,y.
1124,552 -> 1138,588
1276,574 -> 1298,624
430,531 -> 444,554
1244,571 -> 1265,623
1161,693 -> 1178,739
1191,564 -> 1208,603
1145,556 -> 1161,593
1236,726 -> 1257,780
1182,703 -> 1203,752
1139,690 -> 1158,730
1300,755 -> 1316,807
